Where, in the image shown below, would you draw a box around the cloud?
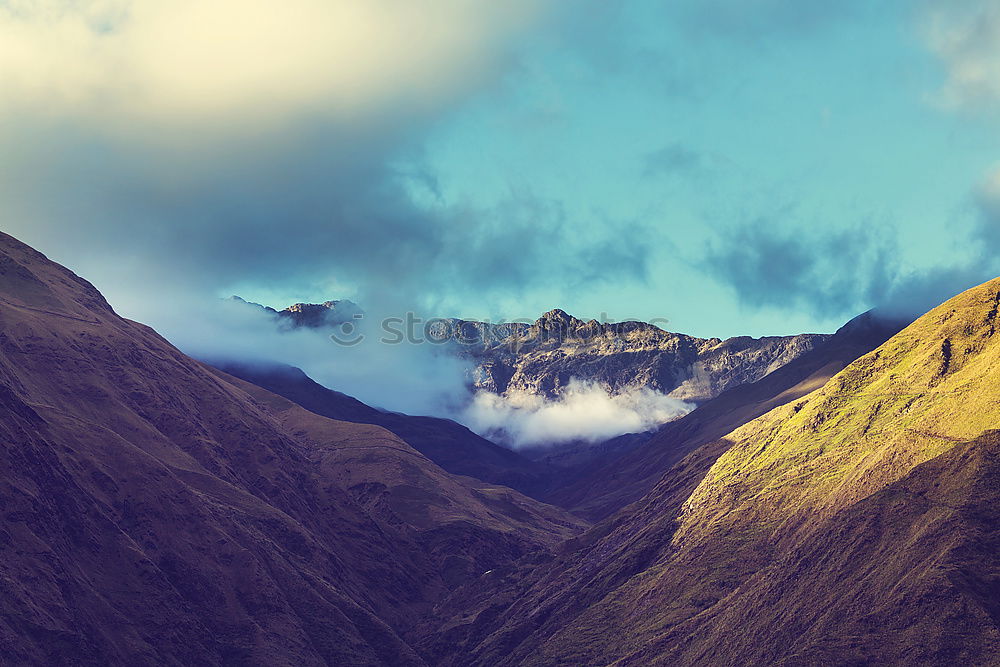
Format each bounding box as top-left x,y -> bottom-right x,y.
700,218 -> 897,319
923,0 -> 1000,113
0,0 -> 546,126
462,379 -> 694,448
974,164 -> 1000,246
0,0 -> 652,322
0,0 -> 660,429
701,166 -> 1000,322
1,129 -> 651,325
155,292 -> 472,417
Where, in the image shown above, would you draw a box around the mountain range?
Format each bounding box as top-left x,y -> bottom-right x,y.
2,229 -> 997,665
420,277 -> 1000,665
247,298 -> 829,404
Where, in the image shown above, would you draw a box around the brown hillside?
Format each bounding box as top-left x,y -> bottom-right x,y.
0,231 -> 583,665
420,277 -> 1000,666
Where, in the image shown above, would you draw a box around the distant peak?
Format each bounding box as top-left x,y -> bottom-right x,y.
228,295 -> 277,314
278,299 -> 364,328
537,308 -> 578,325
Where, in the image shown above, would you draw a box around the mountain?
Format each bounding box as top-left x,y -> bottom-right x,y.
214,371 -> 585,585
419,278 -> 1000,665
0,231 -> 584,664
450,308 -> 828,403
542,309 -> 907,520
213,309 -> 904,521
211,361 -> 553,495
254,300 -> 828,403
9,227 -> 997,666
228,296 -> 363,329
279,300 -> 364,328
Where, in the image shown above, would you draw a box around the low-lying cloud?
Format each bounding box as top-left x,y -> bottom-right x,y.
462,379 -> 694,448
149,292 -> 472,418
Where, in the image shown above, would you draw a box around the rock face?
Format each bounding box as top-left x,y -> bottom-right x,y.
229,296 -> 363,329
0,232 -> 585,665
279,299 -> 363,328
418,278 -> 1000,666
269,302 -> 829,403
437,309 -> 830,402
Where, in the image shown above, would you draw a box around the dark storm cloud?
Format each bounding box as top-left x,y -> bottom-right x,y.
0,114 -> 649,317
702,178 -> 1000,322
700,219 -> 897,319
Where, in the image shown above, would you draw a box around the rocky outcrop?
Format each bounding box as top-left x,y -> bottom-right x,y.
279,299 -> 363,328
229,295 -> 363,329
263,301 -> 831,404
438,308 -> 829,403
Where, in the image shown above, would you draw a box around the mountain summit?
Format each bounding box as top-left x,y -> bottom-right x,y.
261,299 -> 829,403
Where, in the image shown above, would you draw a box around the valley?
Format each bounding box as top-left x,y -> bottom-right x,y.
6,231 -> 993,665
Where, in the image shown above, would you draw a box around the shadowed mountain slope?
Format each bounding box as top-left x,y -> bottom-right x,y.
216,370 -> 586,585
0,231 -> 583,665
419,278 -> 1000,666
212,361 -> 551,495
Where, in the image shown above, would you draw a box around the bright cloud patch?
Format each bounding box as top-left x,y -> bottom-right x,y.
463,379 -> 694,448
0,0 -> 546,124
924,0 -> 1000,112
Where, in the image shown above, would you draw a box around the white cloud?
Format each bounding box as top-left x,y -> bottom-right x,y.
923,0 -> 1000,112
144,292 -> 472,417
0,0 -> 546,126
463,379 -> 694,448
973,163 -> 1000,247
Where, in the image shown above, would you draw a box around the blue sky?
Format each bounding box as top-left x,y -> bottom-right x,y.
413,0 -> 1000,335
2,0 -> 1000,339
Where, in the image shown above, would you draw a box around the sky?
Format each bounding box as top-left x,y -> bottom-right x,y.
2,0 -> 1000,342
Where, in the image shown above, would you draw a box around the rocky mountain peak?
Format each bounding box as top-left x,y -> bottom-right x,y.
277,299 -> 363,328
536,308 -> 576,324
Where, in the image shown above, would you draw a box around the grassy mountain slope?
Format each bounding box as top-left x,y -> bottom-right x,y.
214,361 -> 551,495
0,231 -> 584,665
421,277 -> 1000,666
220,371 -> 586,586
544,310 -> 905,520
